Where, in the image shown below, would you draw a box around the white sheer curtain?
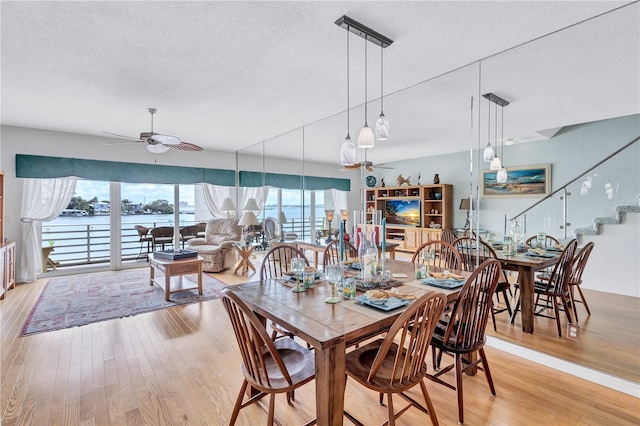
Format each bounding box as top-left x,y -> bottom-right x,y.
201,184 -> 236,217
18,177 -> 77,283
239,187 -> 269,217
329,189 -> 348,214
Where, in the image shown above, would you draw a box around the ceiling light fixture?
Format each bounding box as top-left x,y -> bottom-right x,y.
483,93 -> 509,173
496,99 -> 508,184
335,16 -> 393,151
340,23 -> 355,166
374,44 -> 389,141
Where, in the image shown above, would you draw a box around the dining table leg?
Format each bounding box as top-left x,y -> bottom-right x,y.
315,341 -> 346,426
518,265 -> 535,333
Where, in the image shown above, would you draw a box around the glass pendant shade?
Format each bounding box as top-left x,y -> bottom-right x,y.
496,167 -> 508,183
357,124 -> 375,148
489,155 -> 502,171
147,143 -> 170,154
374,112 -> 389,140
483,143 -> 494,162
340,134 -> 356,165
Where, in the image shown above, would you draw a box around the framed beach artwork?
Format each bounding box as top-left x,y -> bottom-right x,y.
481,164 -> 551,198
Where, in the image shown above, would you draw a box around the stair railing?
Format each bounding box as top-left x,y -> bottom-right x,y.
510,136 -> 639,239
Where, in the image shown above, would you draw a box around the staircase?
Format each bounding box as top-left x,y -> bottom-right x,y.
574,204 -> 640,237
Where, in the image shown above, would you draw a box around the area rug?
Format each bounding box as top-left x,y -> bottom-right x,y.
21,268 -> 227,336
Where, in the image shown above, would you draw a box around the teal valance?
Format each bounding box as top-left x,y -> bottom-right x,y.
15,154 -> 351,191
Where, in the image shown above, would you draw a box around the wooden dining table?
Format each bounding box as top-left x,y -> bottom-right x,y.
230,259 -> 466,426
492,250 -> 560,334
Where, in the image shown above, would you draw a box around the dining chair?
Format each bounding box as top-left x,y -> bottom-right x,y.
322,239 -> 357,270
344,291 -> 447,426
221,289 -> 316,426
510,239 -> 578,337
150,226 -> 174,251
440,229 -> 458,245
178,225 -> 199,248
453,236 -> 513,331
427,258 -> 502,424
411,240 -> 461,271
567,242 -> 595,322
525,234 -> 561,247
134,225 -> 152,259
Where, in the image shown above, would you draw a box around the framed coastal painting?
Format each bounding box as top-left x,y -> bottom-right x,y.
481,164 -> 551,198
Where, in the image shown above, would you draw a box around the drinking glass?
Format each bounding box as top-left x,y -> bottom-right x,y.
290,258 -> 306,293
415,263 -> 427,280
423,249 -> 436,275
537,232 -> 547,248
325,264 -> 342,304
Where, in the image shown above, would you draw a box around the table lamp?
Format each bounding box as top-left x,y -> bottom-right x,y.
238,211 -> 259,245
459,197 -> 472,231
221,197 -> 236,218
325,209 -> 334,244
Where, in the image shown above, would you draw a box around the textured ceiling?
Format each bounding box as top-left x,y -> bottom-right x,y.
2,1 -> 639,166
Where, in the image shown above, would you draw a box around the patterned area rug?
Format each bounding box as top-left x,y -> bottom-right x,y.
21,268 -> 227,336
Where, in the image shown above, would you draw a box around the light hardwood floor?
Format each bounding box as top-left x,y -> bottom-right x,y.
1,261 -> 638,425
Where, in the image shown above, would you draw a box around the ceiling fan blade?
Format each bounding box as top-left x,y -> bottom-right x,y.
102,131 -> 142,142
104,141 -> 141,146
151,134 -> 181,145
168,142 -> 203,152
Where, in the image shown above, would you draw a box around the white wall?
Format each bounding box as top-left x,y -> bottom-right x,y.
373,114 -> 640,297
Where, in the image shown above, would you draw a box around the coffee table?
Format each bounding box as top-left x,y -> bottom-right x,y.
149,254 -> 204,301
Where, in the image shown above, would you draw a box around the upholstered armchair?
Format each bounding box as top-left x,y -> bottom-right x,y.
186,218 -> 242,272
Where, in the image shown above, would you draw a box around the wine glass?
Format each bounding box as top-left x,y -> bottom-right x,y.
423,249 -> 435,275
290,257 -> 306,293
324,264 -> 342,304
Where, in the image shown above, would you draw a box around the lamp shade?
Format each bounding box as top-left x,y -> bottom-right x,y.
243,198 -> 259,212
151,134 -> 181,145
357,125 -> 375,148
483,143 -> 494,162
489,155 -> 502,171
278,211 -> 288,224
496,167 -> 508,184
341,209 -> 349,221
340,135 -> 356,166
238,211 -> 259,227
221,197 -> 236,212
374,113 -> 389,141
147,143 -> 170,154
459,198 -> 471,210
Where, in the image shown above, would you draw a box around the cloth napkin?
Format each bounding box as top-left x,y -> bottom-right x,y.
375,290 -> 417,301
428,271 -> 465,281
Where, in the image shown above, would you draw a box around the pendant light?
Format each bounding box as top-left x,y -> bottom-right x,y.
374,45 -> 389,140
357,37 -> 375,148
489,100 -> 502,170
496,101 -> 508,183
340,24 -> 356,165
483,101 -> 494,162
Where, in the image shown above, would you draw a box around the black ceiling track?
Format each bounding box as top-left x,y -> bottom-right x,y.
335,15 -> 394,48
483,92 -> 510,107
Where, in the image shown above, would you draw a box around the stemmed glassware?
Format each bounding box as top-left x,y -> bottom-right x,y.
291,257 -> 306,293
423,249 -> 435,275
325,264 -> 342,304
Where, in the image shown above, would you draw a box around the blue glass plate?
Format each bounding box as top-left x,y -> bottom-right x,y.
525,252 -> 556,258
420,278 -> 465,290
354,295 -> 412,311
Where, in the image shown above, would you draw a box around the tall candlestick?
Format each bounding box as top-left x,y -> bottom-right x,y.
524,214 -> 527,234
504,214 -> 507,236
339,222 -> 344,262
381,218 -> 386,257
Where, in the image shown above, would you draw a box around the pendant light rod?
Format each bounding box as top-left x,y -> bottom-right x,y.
364,39 -> 368,125
346,25 -> 350,136
335,15 -> 393,48
380,46 -> 384,111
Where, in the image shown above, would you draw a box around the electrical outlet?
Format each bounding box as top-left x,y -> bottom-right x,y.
566,323 -> 580,341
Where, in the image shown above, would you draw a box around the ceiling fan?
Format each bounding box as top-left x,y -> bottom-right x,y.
339,161 -> 393,172
104,107 -> 203,153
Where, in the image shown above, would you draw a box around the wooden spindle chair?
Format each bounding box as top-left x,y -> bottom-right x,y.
221,289 -> 316,426
510,239 -> 578,337
412,240 -> 461,271
440,229 -> 458,245
567,242 -> 595,322
322,239 -> 357,270
525,234 -> 561,248
453,236 -> 513,331
344,292 -> 447,426
427,259 -> 502,424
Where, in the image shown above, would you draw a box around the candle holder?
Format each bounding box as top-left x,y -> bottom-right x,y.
325,210 -> 334,244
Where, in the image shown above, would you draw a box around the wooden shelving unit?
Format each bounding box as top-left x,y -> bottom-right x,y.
364,184 -> 453,252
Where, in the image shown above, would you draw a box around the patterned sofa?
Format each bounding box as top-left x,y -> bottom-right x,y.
186,218 -> 242,272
